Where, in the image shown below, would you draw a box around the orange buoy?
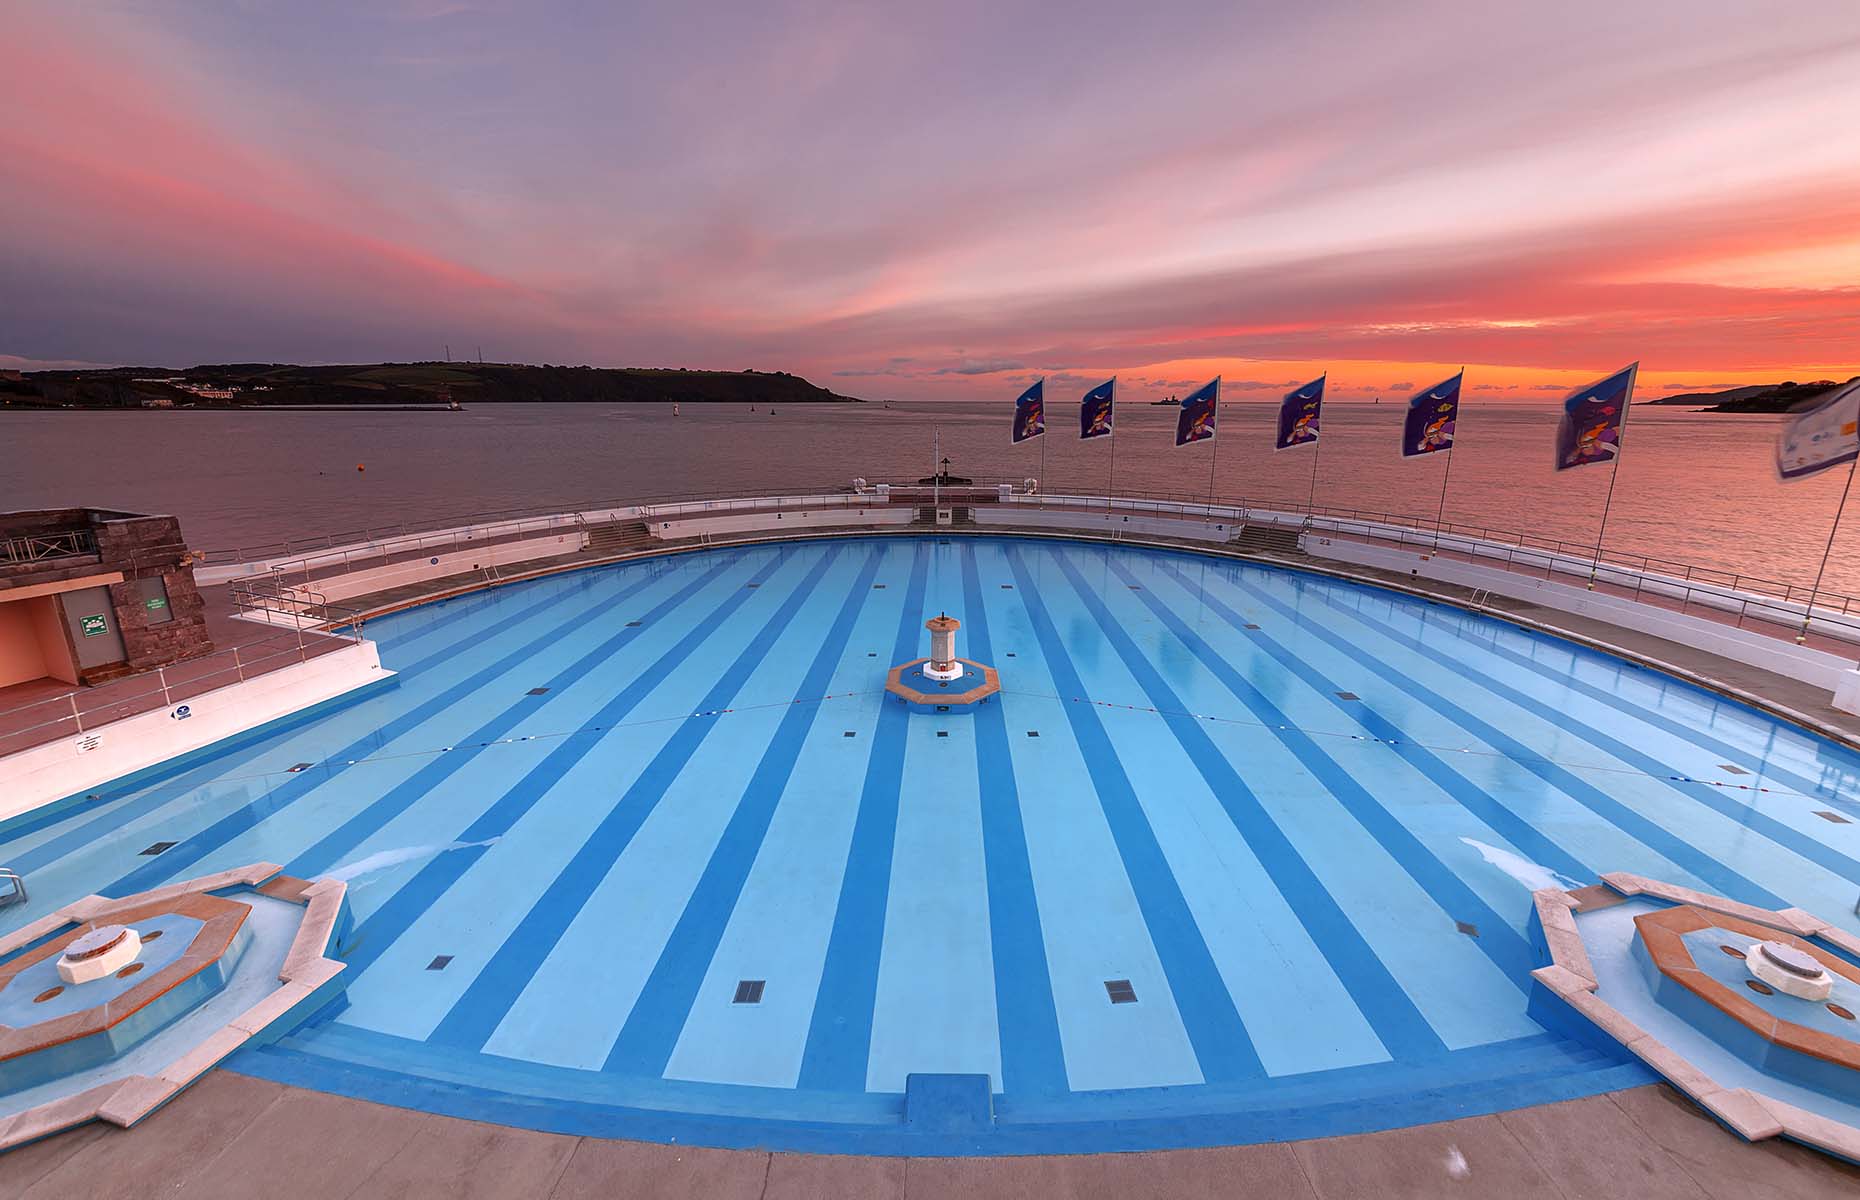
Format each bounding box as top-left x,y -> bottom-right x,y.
357,464 -> 365,472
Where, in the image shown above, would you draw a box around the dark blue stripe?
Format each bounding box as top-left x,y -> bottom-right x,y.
1011,544 -> 1441,1063
960,543 -> 1068,1097
1308,588 -> 1860,894
101,556 -> 738,898
1408,608 -> 1860,828
1228,572 -> 1787,908
283,554 -> 768,882
1084,550 -> 1537,985
598,546 -> 886,1072
336,548 -> 825,978
1148,558 -> 1595,884
8,570 -> 636,878
797,543 -> 929,1091
999,545 -> 1270,1081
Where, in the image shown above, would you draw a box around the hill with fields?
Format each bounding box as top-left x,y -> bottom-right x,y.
0,362 -> 860,408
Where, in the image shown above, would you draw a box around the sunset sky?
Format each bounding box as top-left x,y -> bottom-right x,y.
3,0 -> 1857,402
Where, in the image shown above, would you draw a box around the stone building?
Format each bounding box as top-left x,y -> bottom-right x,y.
0,509 -> 214,689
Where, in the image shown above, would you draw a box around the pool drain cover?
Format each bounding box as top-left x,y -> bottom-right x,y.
140,841 -> 177,856
1335,692 -> 1360,701
1455,921 -> 1479,937
734,980 -> 765,1004
527,687 -> 550,695
1104,980 -> 1137,1004
427,956 -> 453,971
1815,811 -> 1851,824
287,763 -> 314,773
1718,764 -> 1749,775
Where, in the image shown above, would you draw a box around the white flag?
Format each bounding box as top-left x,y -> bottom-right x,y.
1777,379 -> 1860,481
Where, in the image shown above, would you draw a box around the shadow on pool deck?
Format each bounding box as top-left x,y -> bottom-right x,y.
2,1072 -> 1858,1199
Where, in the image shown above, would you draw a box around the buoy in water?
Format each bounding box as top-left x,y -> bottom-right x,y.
357,464 -> 365,472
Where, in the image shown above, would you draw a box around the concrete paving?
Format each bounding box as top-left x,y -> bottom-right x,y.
4,1072 -> 1860,1199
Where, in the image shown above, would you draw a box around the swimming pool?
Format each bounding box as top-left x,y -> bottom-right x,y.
6,534 -> 1860,1153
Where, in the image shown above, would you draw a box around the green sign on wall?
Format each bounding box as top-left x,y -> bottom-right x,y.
80,613 -> 108,637
145,596 -> 168,611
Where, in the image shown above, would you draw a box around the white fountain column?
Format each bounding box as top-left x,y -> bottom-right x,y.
924,615 -> 963,681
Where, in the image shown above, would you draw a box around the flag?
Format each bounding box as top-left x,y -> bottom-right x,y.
1174,377 -> 1219,446
1401,373 -> 1463,458
1011,379 -> 1045,443
1553,364 -> 1637,470
1079,378 -> 1115,439
1275,375 -> 1325,450
1778,378 -> 1860,481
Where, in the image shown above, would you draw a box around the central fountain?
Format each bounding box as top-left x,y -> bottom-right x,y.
884,613 -> 1000,713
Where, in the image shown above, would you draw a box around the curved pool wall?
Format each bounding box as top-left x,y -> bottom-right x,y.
5,534 -> 1860,1154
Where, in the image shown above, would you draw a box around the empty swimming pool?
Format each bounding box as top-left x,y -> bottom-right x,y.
6,534 -> 1860,1153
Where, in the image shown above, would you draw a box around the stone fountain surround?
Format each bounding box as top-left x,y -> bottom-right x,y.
0,863 -> 347,1151
1527,870 -> 1860,1162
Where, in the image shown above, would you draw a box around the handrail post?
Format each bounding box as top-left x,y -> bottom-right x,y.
70,694 -> 83,735
233,644 -> 245,682
159,667 -> 171,706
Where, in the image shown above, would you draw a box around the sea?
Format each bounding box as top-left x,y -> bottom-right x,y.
3,401 -> 1855,598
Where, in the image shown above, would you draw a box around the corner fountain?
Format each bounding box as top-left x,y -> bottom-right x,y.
0,864 -> 350,1150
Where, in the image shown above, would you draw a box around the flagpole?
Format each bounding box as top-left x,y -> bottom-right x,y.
1206,379 -> 1221,517
1432,369 -> 1462,553
933,426 -> 940,513
1586,364 -> 1637,590
1797,454 -> 1858,644
1039,426 -> 1048,510
1106,377 -> 1118,521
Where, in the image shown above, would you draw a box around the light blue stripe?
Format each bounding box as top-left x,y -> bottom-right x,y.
1008,544 -> 1443,1063
999,545 -> 1265,1082
599,546 -> 885,1072
1147,557 -> 1595,883
7,569 -> 620,879
395,545 -> 846,1047
333,549 -> 804,980
797,543 -> 929,1091
100,555 -> 741,899
1229,570 -> 1788,909
956,544 -> 1068,1096
1081,550 -> 1538,989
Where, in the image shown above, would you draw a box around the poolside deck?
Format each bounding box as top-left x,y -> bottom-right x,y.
4,1072 -> 1858,1199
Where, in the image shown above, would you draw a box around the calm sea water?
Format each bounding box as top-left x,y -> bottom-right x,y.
3,401 -> 1853,595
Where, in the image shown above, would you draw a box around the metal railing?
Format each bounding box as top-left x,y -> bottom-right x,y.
0,528 -> 98,566
0,623 -> 365,758
204,477 -> 1860,646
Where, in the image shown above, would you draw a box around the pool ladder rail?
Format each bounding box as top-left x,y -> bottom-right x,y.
0,866 -> 26,908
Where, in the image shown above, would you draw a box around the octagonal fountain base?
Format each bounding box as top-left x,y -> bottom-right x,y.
0,864 -> 349,1151
1526,871 -> 1860,1164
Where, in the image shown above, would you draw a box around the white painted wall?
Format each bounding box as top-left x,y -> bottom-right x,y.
650,506 -> 911,539
281,533 -> 582,605
0,641 -> 390,822
973,507 -> 1235,543
1308,536 -> 1860,711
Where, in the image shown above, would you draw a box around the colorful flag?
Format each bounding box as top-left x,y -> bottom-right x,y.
1777,378 -> 1860,480
1553,364 -> 1637,470
1275,375 -> 1325,450
1079,378 -> 1115,439
1174,377 -> 1219,446
1401,373 -> 1463,458
1011,379 -> 1045,443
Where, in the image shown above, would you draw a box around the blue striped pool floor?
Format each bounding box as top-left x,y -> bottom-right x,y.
6,535 -> 1860,1153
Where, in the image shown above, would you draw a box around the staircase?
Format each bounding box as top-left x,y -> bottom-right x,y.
1229,523 -> 1303,555
583,519 -> 655,555
912,506 -> 973,526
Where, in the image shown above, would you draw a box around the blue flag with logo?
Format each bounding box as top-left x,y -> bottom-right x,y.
1777,378 -> 1860,480
1011,379 -> 1045,443
1174,378 -> 1219,446
1079,379 -> 1115,440
1275,375 -> 1325,450
1401,373 -> 1463,457
1554,364 -> 1637,470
